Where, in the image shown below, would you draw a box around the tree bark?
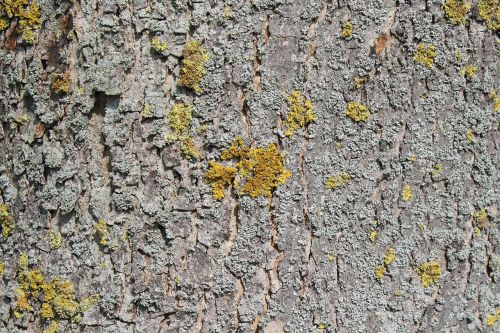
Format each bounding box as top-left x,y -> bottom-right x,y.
0,0 -> 499,332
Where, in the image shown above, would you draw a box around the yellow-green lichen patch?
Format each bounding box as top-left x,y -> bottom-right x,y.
345,101 -> 370,122
43,321 -> 59,333
0,261 -> 4,276
151,36 -> 169,53
0,204 -> 14,238
353,76 -> 366,90
384,247 -> 396,266
14,254 -> 98,326
479,0 -> 499,30
489,90 -> 500,112
163,102 -> 201,160
487,309 -> 500,327
417,261 -> 441,287
178,40 -> 209,94
414,43 -> 437,68
375,247 -> 396,281
141,103 -> 153,119
474,208 -> 488,228
340,21 -> 352,38
204,161 -> 237,200
168,102 -> 193,135
374,265 -> 386,280
49,229 -> 62,249
402,185 -> 413,202
15,114 -> 29,124
95,219 -> 110,246
51,71 -> 72,95
0,0 -> 41,44
180,137 -> 201,160
284,90 -> 316,137
467,128 -> 474,142
461,64 -> 477,79
205,137 -> 292,200
369,230 -> 378,242
223,5 -> 233,18
443,0 -> 471,25
432,163 -> 443,176
325,172 -> 351,189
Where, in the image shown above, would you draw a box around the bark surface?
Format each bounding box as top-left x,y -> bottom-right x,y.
0,0 -> 499,332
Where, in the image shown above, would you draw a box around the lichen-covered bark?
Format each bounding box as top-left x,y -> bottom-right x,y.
0,0 -> 499,332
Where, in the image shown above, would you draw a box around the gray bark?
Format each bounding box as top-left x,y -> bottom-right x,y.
0,0 -> 499,332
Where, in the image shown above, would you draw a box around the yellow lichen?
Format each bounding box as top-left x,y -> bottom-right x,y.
327,254 -> 336,262
345,101 -> 370,122
443,0 -> 471,25
204,161 -> 238,200
43,321 -> 59,333
151,36 -> 169,53
180,137 -> 201,160
417,261 -> 441,287
0,261 -> 4,276
223,5 -> 233,18
19,252 -> 29,270
431,163 -> 443,176
374,265 -> 386,280
402,185 -> 413,202
353,77 -> 366,89
168,103 -> 193,135
489,90 -> 500,112
414,43 -> 437,68
95,219 -> 110,246
467,128 -> 474,142
79,294 -> 100,312
487,309 -> 500,327
178,40 -> 209,94
284,90 -> 316,137
384,247 -> 396,266
0,203 -> 14,238
0,0 -> 41,44
141,103 -> 153,119
51,71 -> 72,95
340,20 -> 352,38
15,114 -> 29,124
479,0 -> 499,30
325,172 -> 351,189
49,229 -> 62,249
375,247 -> 396,280
40,302 -> 55,319
0,17 -> 8,30
369,230 -> 378,242
14,253 -> 96,325
205,137 -> 291,200
461,64 -> 477,79
474,208 -> 488,228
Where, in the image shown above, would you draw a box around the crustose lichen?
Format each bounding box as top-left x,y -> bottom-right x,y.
14,253 -> 99,329
345,101 -> 370,122
178,40 -> 209,94
443,0 -> 471,25
284,90 -> 316,137
205,137 -> 292,200
163,102 -> 201,160
0,204 -> 14,238
414,43 -> 437,68
0,0 -> 41,44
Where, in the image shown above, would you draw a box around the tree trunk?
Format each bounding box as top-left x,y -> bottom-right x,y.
0,0 -> 499,332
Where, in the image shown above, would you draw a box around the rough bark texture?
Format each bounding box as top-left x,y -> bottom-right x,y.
0,0 -> 499,332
